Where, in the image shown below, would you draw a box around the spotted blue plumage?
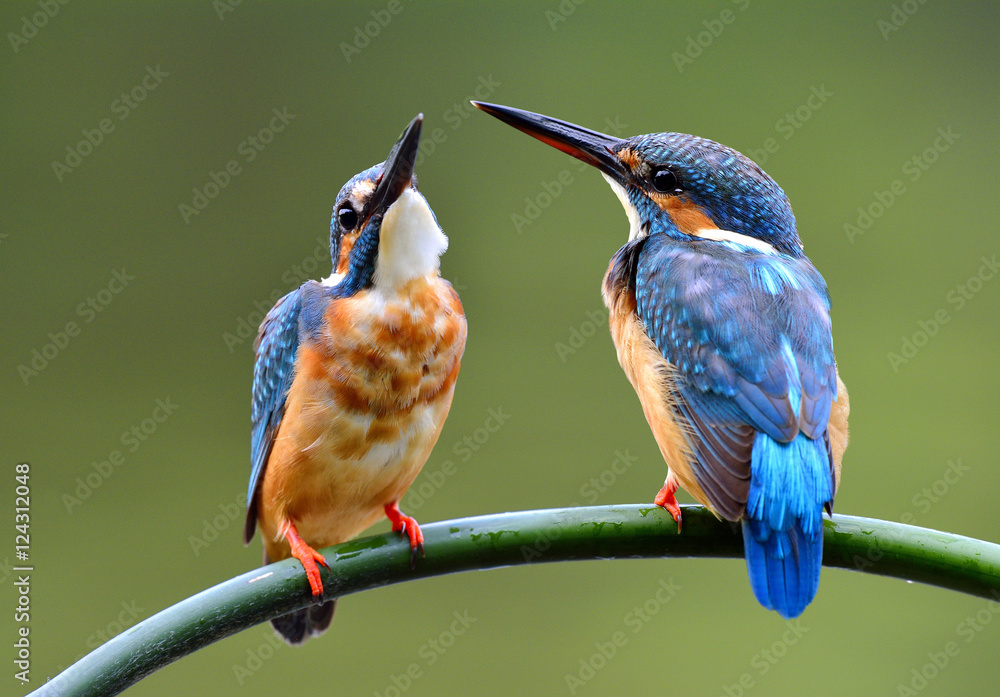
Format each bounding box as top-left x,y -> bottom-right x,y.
634,232 -> 838,618
244,287 -> 303,543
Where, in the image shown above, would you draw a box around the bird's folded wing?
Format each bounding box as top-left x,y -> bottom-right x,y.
634,235 -> 839,516
245,287 -> 304,543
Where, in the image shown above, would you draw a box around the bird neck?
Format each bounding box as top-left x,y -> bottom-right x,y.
686,182 -> 802,257
328,188 -> 448,299
372,188 -> 448,292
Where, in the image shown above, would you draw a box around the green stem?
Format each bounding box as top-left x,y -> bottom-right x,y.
31,506 -> 1000,697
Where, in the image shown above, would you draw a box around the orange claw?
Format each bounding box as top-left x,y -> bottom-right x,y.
284,521 -> 329,597
384,501 -> 425,568
654,475 -> 683,533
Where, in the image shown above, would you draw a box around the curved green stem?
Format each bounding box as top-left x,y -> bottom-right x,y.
30,506 -> 1000,697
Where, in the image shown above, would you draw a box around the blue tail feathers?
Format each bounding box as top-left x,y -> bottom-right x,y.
742,431 -> 832,619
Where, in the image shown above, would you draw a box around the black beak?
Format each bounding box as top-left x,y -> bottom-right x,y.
472,102 -> 629,184
367,114 -> 422,220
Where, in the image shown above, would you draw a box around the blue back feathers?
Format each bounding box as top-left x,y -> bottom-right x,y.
633,232 -> 838,617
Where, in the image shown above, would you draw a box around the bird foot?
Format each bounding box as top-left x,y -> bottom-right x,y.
284,522 -> 329,597
654,479 -> 683,532
384,501 -> 425,568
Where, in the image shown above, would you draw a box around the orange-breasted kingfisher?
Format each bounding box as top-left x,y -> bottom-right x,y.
474,102 -> 849,618
243,115 -> 467,643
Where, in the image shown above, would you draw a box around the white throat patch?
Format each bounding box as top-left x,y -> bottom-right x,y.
602,174 -> 644,242
373,188 -> 449,291
691,228 -> 776,254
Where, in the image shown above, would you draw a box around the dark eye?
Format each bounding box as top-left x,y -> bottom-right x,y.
651,168 -> 680,193
337,205 -> 359,230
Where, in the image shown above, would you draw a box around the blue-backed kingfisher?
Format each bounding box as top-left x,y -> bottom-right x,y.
243,115 -> 467,643
474,103 -> 849,618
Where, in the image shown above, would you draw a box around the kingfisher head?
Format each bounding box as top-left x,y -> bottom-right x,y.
473,102 -> 802,257
326,114 -> 448,296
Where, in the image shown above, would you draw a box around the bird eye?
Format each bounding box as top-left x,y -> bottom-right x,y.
651,168 -> 680,194
337,205 -> 359,230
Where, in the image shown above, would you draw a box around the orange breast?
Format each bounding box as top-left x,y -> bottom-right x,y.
602,263 -> 710,510
258,277 -> 467,557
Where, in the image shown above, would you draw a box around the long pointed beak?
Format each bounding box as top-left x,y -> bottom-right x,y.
472,102 -> 629,183
367,113 -> 422,220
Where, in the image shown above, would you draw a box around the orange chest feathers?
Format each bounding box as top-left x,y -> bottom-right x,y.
295,277 -> 467,449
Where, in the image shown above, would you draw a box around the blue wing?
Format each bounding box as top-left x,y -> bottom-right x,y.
634,233 -> 838,514
634,233 -> 840,618
243,287 -> 304,544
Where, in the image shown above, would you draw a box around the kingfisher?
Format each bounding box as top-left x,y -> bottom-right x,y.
474,102 -> 849,618
243,115 -> 467,643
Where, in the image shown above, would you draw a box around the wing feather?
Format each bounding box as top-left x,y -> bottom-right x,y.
634,234 -> 838,517
244,288 -> 304,544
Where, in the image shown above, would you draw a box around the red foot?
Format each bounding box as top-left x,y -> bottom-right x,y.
654,475 -> 683,533
385,501 -> 425,568
283,522 -> 329,597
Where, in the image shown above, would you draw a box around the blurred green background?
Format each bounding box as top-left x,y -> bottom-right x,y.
3,2 -> 999,695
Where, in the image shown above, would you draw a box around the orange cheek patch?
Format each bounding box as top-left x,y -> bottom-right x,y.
617,148 -> 641,171
336,234 -> 358,274
656,195 -> 717,235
